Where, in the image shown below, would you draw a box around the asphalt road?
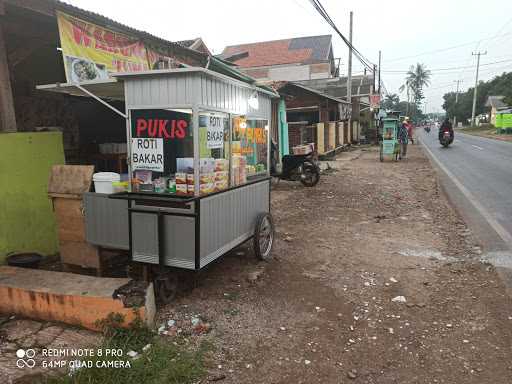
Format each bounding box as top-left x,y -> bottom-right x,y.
419,129 -> 512,267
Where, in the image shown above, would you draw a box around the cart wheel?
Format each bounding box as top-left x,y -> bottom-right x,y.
154,273 -> 178,305
254,213 -> 274,261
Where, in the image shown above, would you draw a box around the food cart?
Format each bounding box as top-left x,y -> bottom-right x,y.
38,68 -> 277,302
379,117 -> 400,162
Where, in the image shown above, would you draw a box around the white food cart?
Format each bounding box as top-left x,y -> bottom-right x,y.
38,68 -> 277,302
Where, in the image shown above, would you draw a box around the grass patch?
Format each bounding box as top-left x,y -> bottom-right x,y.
43,313 -> 210,384
457,125 -> 512,141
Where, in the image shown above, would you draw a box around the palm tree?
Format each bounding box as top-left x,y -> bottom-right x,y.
400,63 -> 431,116
406,63 -> 431,106
399,75 -> 413,115
383,93 -> 400,110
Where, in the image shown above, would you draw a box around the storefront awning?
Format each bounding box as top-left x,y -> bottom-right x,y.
36,79 -> 124,101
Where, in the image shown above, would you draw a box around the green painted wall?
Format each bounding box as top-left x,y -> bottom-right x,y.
0,132 -> 65,263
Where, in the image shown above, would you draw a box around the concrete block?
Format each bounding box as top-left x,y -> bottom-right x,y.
0,266 -> 155,331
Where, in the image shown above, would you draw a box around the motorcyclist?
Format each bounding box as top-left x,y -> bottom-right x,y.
439,118 -> 454,142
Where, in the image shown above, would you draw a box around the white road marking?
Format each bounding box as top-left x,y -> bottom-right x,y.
472,144 -> 484,150
421,140 -> 512,250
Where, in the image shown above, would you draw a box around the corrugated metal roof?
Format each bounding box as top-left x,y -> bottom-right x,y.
298,74 -> 375,98
54,1 -> 196,54
21,1 -> 256,85
273,81 -> 350,104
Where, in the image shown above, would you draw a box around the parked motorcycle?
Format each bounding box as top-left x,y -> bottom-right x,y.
271,141 -> 320,187
439,127 -> 454,147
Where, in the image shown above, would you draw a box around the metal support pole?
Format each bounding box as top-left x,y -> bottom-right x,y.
471,51 -> 486,127
74,83 -> 127,118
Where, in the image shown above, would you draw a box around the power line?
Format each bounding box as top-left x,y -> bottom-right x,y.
384,31 -> 512,63
382,58 -> 512,73
307,0 -> 375,71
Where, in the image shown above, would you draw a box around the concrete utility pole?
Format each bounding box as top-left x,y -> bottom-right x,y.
346,11 -> 353,105
453,79 -> 462,127
471,51 -> 486,127
378,50 -> 381,95
346,11 -> 353,140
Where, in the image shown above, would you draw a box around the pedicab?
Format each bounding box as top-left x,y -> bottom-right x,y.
379,117 -> 400,162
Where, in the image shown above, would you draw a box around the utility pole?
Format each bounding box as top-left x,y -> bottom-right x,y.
378,50 -> 381,95
373,64 -> 376,92
346,11 -> 353,105
471,51 -> 486,126
347,11 -> 353,140
453,79 -> 462,127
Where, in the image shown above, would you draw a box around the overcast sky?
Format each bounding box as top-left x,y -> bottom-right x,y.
67,0 -> 512,112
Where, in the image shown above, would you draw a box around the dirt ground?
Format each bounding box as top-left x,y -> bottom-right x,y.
158,144 -> 512,384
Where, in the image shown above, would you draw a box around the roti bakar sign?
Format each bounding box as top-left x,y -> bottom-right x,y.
131,138 -> 164,172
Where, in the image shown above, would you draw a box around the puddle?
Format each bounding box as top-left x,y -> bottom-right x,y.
398,248 -> 455,261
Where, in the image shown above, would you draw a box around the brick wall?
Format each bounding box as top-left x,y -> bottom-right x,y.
288,124 -> 303,150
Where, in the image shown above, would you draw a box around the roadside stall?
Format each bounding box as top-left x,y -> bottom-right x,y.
38,68 -> 277,302
379,117 -> 400,162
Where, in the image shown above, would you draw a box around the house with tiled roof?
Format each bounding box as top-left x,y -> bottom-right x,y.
219,35 -> 336,82
176,37 -> 211,56
485,96 -> 509,126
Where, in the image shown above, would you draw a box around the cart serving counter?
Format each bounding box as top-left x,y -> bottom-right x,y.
38,68 -> 278,302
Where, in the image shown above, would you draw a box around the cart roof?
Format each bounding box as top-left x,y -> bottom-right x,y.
36,78 -> 124,101
111,67 -> 278,98
36,67 -> 278,100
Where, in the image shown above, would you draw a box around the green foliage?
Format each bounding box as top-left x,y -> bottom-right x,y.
45,341 -> 210,384
44,312 -> 210,384
400,63 -> 431,109
95,312 -> 154,352
443,71 -> 512,124
382,93 -> 400,110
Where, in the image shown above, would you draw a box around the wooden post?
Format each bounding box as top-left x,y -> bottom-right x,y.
328,122 -> 335,151
0,19 -> 17,132
316,122 -> 324,154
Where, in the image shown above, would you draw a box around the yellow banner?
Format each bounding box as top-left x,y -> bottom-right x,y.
57,11 -> 150,82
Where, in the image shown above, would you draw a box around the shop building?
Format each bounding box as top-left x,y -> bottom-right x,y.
0,0 -> 271,260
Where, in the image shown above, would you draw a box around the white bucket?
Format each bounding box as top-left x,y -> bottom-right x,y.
93,172 -> 120,194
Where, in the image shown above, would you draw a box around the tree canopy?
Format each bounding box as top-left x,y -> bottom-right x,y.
381,93 -> 424,120
399,63 -> 431,108
442,71 -> 512,124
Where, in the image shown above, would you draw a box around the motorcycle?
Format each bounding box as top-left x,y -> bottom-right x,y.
439,128 -> 454,147
270,141 -> 320,187
424,125 -> 431,133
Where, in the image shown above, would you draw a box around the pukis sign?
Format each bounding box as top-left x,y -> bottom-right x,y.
134,117 -> 187,139
131,109 -> 189,140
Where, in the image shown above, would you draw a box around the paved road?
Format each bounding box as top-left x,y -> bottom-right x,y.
419,129 -> 512,265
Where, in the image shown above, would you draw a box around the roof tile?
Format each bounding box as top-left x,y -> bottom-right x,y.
220,35 -> 332,68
